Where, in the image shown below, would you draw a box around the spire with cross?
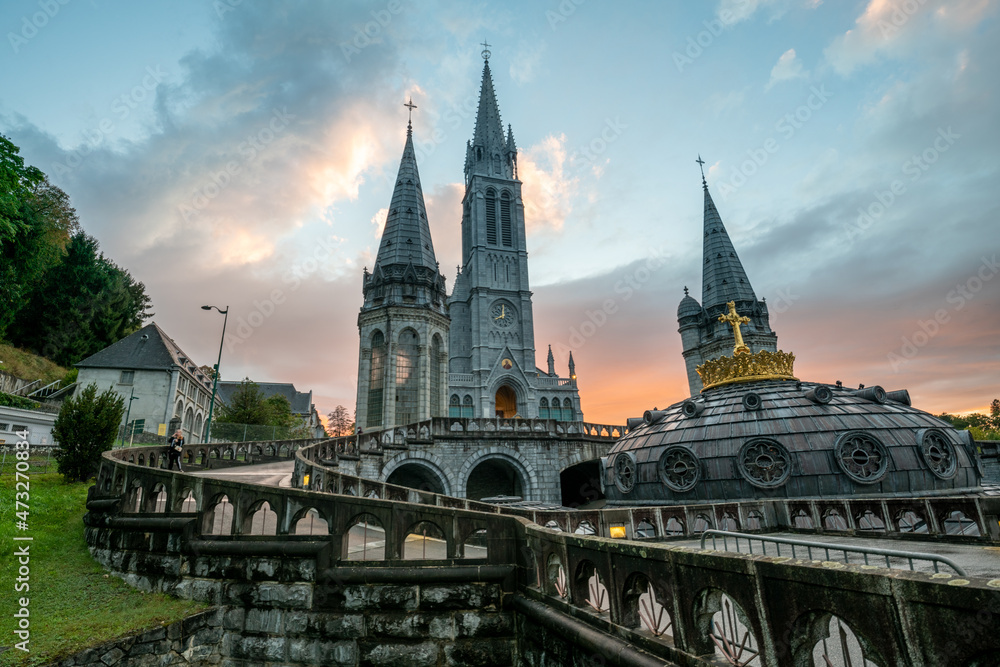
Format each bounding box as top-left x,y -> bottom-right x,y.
404,97 -> 417,131
481,40 -> 491,61
696,154 -> 707,187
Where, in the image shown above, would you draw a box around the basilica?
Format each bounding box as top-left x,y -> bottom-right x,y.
355,51 -> 582,430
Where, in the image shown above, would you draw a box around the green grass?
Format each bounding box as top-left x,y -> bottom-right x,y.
0,344 -> 67,387
0,474 -> 206,666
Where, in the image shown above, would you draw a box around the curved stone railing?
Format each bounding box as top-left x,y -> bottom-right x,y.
87,445 -> 1000,666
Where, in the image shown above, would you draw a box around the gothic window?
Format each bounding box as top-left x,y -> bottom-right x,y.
736,439 -> 792,488
366,331 -> 386,428
834,431 -> 890,484
449,394 -> 461,418
485,189 -> 498,245
613,452 -> 636,493
430,335 -> 443,417
500,191 -> 513,247
462,395 -> 474,418
395,329 -> 419,426
658,446 -> 701,492
539,398 -> 549,419
493,154 -> 501,174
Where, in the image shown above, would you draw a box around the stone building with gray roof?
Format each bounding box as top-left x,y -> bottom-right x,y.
75,322 -> 214,442
216,380 -> 324,437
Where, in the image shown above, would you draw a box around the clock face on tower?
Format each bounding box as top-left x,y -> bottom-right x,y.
490,301 -> 517,329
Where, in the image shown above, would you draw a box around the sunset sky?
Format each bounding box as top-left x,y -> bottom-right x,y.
2,0 -> 998,425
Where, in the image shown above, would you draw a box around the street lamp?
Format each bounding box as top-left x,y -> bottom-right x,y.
201,304 -> 229,443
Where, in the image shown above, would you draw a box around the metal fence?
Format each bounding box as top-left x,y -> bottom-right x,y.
0,444 -> 59,475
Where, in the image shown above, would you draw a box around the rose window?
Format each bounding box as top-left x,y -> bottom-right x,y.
658,446 -> 701,492
737,439 -> 791,488
834,432 -> 889,484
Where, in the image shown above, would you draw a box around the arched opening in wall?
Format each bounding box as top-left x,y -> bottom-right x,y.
574,560 -> 610,614
806,614 -> 881,666
193,414 -> 203,443
205,495 -> 234,535
430,335 -> 443,417
636,520 -> 656,539
664,516 -> 685,536
466,457 -> 524,501
745,510 -> 765,531
293,508 -> 330,536
403,520 -> 447,560
178,489 -> 196,513
897,510 -> 928,533
823,509 -> 849,531
248,501 -> 278,535
184,407 -> 194,441
574,520 -> 597,535
386,462 -> 446,495
367,330 -> 386,428
856,509 -> 886,532
695,590 -> 761,666
462,528 -> 488,559
559,459 -> 606,508
494,384 -> 517,418
622,572 -> 673,639
943,510 -> 980,536
344,514 -> 385,560
151,484 -> 167,513
128,481 -> 143,513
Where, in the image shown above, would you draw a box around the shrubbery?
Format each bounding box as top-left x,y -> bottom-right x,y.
52,382 -> 124,481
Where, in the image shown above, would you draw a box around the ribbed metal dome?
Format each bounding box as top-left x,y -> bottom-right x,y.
603,379 -> 981,505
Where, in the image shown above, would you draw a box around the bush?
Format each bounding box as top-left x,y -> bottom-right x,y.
52,382 -> 124,482
0,391 -> 38,410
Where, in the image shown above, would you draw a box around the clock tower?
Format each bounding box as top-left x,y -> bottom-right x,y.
448,48 -> 581,421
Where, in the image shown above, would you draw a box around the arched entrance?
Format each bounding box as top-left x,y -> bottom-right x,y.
466,457 -> 525,501
386,462 -> 447,495
560,460 -> 606,509
494,385 -> 517,418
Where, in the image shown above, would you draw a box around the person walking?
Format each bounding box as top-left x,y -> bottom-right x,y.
167,429 -> 185,471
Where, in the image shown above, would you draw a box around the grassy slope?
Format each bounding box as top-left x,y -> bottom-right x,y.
0,474 -> 205,666
0,344 -> 67,387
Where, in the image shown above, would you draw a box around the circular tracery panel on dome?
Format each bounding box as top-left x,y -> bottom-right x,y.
834,431 -> 890,484
613,452 -> 637,494
737,438 -> 792,488
917,428 -> 958,479
657,446 -> 701,492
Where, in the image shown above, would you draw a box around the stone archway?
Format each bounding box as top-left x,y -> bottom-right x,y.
466,457 -> 525,501
495,384 -> 517,418
386,462 -> 448,495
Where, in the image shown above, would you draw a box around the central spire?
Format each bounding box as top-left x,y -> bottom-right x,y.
466,52 -> 516,181
701,173 -> 757,309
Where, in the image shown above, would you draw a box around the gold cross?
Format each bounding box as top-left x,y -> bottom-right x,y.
718,301 -> 751,355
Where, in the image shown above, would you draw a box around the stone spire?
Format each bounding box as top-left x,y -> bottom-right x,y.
546,345 -> 555,376
466,57 -> 515,180
373,122 -> 438,272
568,351 -> 576,379
701,177 -> 757,310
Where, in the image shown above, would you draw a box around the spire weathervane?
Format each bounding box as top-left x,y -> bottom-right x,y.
718,300 -> 752,355
404,97 -> 417,129
696,154 -> 706,185
481,40 -> 491,61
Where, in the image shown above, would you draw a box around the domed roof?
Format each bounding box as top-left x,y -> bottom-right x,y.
677,293 -> 702,318
603,379 -> 981,505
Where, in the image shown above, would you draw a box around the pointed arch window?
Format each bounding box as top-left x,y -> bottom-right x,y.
366,331 -> 386,427
500,191 -> 513,247
539,397 -> 549,419
485,189 -> 498,245
430,335 -> 443,417
449,394 -> 461,418
396,330 -> 419,426
462,394 -> 475,418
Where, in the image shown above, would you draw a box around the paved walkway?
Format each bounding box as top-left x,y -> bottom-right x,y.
680,532 -> 1000,578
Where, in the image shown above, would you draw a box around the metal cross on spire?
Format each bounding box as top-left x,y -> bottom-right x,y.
481,40 -> 491,61
696,154 -> 706,184
404,97 -> 417,128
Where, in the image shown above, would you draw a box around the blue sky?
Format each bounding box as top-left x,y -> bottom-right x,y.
2,0 -> 998,423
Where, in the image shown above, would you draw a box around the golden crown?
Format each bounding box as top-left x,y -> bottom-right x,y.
697,349 -> 797,390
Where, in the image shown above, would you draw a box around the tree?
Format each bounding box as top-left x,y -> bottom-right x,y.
215,378 -> 270,425
52,382 -> 125,482
991,399 -> 1000,431
327,405 -> 354,436
7,231 -> 152,366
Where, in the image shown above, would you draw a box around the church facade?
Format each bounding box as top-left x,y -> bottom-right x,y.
356,53 -> 581,429
677,170 -> 778,395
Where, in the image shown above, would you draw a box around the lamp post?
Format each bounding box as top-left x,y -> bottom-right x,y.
201,305 -> 229,444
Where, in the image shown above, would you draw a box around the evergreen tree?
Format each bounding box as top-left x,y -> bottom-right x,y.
52,382 -> 125,482
216,378 -> 270,425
